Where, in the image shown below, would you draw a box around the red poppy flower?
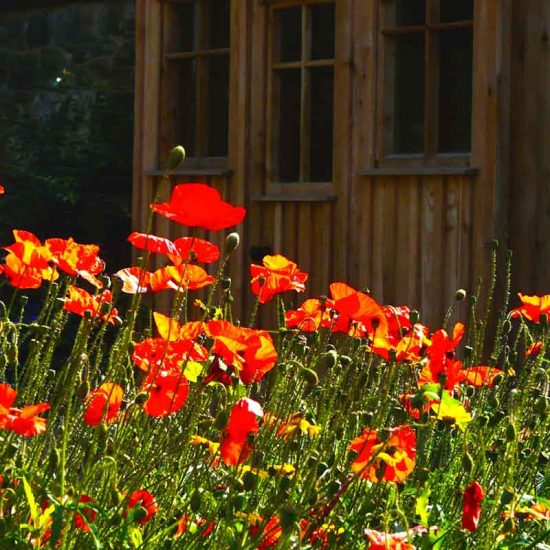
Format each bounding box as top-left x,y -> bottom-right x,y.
250,255 -> 308,304
0,185 -> 4,195
84,383 -> 124,426
372,322 -> 429,363
153,312 -> 205,342
511,293 -> 550,323
0,383 -> 49,436
45,237 -> 104,283
175,515 -> 215,539
252,516 -> 283,549
462,481 -> 484,532
171,237 -> 220,264
330,282 -> 388,338
461,366 -> 503,387
525,341 -> 543,357
114,267 -> 151,294
220,398 -> 263,465
151,183 -> 246,231
142,371 -> 189,417
364,526 -> 426,549
74,495 -> 96,532
349,424 -> 416,483
127,232 -> 178,256
285,298 -> 334,332
426,323 -> 465,359
127,489 -> 159,525
149,264 -> 215,292
63,286 -> 119,323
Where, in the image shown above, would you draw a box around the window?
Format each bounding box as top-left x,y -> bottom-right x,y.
162,0 -> 230,161
380,0 -> 473,159
268,2 -> 335,183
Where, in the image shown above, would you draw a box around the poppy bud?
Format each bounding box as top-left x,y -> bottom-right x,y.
165,145 -> 186,170
535,368 -> 547,384
76,380 -> 91,400
301,367 -> 319,387
469,295 -> 477,306
539,451 -> 550,465
502,319 -> 512,334
462,452 -> 474,474
221,276 -> 232,290
321,349 -> 338,370
465,385 -> 475,397
541,313 -> 548,326
134,392 -> 149,405
48,447 -> 60,471
492,373 -> 503,386
7,343 -> 18,365
488,395 -> 499,409
534,396 -> 548,416
225,232 -> 240,254
279,505 -> 298,532
455,289 -> 467,301
487,239 -> 499,250
131,506 -> 148,523
214,409 -> 229,430
505,422 -> 516,442
231,493 -> 246,512
190,490 -> 202,512
278,476 -> 292,494
339,355 -> 352,367
327,479 -> 342,496
242,471 -> 257,491
500,488 -> 515,505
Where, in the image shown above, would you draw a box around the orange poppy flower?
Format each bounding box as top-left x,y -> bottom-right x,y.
83,383 -> 124,426
171,237 -> 220,264
220,398 -> 263,465
511,293 -> 550,323
330,282 -> 388,339
364,526 -> 426,549
127,489 -> 159,525
114,267 -> 151,294
525,341 -> 543,357
426,323 -> 465,359
285,298 -> 335,332
127,232 -> 178,256
0,185 -> 4,194
151,183 -> 246,231
63,286 -> 119,323
461,366 -> 503,387
250,255 -> 308,304
175,515 -> 215,539
45,237 -> 104,282
149,264 -> 215,292
142,371 -> 189,417
0,383 -> 49,437
349,424 -> 416,483
462,481 -> 484,532
74,495 -> 96,533
372,322 -> 429,363
153,312 -> 205,342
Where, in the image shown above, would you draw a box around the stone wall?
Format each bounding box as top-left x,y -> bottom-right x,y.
0,1 -> 135,269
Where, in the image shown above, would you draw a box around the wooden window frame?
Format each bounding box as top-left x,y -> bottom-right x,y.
265,0 -> 336,195
160,0 -> 231,171
375,0 -> 474,169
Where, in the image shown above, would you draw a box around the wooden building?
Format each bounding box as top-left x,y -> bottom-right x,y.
133,0 -> 550,325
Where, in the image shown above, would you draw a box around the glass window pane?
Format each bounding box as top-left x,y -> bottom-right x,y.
440,0 -> 474,23
390,0 -> 426,26
276,69 -> 301,182
277,7 -> 301,62
166,2 -> 195,52
208,0 -> 230,49
392,33 -> 425,153
309,67 -> 333,182
172,60 -> 196,157
207,56 -> 229,156
438,29 -> 473,152
310,3 -> 335,60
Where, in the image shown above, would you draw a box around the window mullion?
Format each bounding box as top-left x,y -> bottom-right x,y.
424,0 -> 439,156
195,1 -> 208,156
299,4 -> 309,182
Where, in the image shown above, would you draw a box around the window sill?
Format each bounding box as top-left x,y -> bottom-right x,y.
358,166 -> 479,177
145,168 -> 233,177
252,194 -> 337,203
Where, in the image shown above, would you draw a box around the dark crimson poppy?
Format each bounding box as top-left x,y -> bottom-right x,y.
250,255 -> 308,304
171,237 -> 220,264
74,495 -> 96,532
220,398 -> 263,465
142,371 -> 189,417
349,424 -> 416,483
151,183 -> 246,231
511,293 -> 550,323
462,481 -> 484,532
114,267 -> 151,294
84,383 -> 124,426
63,286 -> 119,324
127,489 -> 159,525
127,232 -> 178,256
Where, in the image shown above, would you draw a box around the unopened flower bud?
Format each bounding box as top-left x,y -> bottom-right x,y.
132,506 -> 148,522
225,232 -> 240,253
301,367 -> 319,387
409,310 -> 419,324
462,452 -> 474,474
279,505 -> 298,532
455,289 -> 467,301
165,145 -> 186,170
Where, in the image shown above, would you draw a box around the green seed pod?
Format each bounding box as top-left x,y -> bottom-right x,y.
132,506 -> 148,523
165,145 -> 186,170
502,517 -> 515,533
462,452 -> 474,474
225,232 -> 240,254
279,505 -> 298,533
505,422 -> 517,442
214,409 -> 229,430
301,367 -> 319,387
455,289 -> 467,302
242,471 -> 258,492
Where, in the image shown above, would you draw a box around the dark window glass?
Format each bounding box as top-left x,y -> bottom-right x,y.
173,60 -> 197,156
277,7 -> 301,62
208,0 -> 230,48
440,0 -> 474,23
395,0 -> 425,26
393,33 -> 425,153
309,67 -> 333,181
168,2 -> 195,52
438,29 -> 473,152
276,70 -> 301,182
207,56 -> 230,156
310,3 -> 335,59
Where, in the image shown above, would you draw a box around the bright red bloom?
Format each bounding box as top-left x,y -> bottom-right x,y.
511,293 -> 550,323
74,495 -> 96,532
285,298 -> 334,332
0,383 -> 49,436
220,398 -> 263,465
254,516 -> 283,549
62,285 -> 119,323
114,267 -> 152,294
330,282 -> 388,338
84,383 -> 124,426
142,371 -> 189,417
365,526 -> 427,549
128,489 -> 159,525
250,255 -> 308,304
175,515 -> 215,539
127,232 -> 178,256
426,323 -> 465,359
151,183 -> 246,231
0,185 -> 4,194
526,341 -> 543,357
149,264 -> 215,292
462,481 -> 484,532
171,237 -> 220,264
419,359 -> 503,390
349,424 -> 416,483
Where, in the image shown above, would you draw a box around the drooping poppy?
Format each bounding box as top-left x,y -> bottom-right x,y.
349,424 -> 416,483
74,495 -> 97,533
250,255 -> 308,304
219,398 -> 263,465
171,236 -> 220,264
462,481 -> 484,532
127,489 -> 159,525
511,293 -> 550,323
114,267 -> 152,294
84,383 -> 124,426
62,286 -> 119,323
151,183 -> 246,231
127,232 -> 179,256
525,341 -> 543,357
142,371 -> 189,417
